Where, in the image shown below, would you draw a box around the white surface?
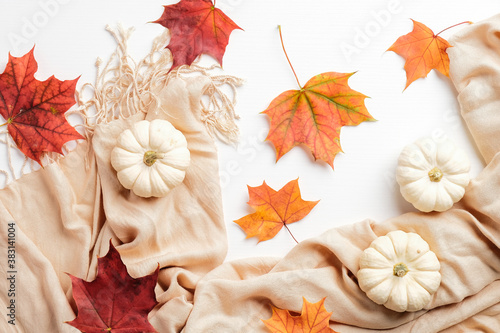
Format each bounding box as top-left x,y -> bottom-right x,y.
0,0 -> 497,262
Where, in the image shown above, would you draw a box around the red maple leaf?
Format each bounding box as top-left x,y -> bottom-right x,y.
0,48 -> 84,165
154,0 -> 242,70
67,241 -> 159,333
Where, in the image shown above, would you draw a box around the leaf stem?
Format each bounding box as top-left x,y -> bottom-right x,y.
283,223 -> 299,244
435,21 -> 473,37
278,25 -> 302,89
0,122 -> 7,128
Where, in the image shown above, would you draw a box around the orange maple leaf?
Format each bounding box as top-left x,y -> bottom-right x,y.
263,72 -> 374,168
263,27 -> 374,169
234,179 -> 318,243
388,19 -> 471,89
262,297 -> 339,333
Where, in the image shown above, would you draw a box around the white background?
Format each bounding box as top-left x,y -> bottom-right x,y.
0,0 -> 498,262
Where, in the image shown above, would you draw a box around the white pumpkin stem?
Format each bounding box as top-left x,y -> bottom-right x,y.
428,167 -> 444,182
143,151 -> 161,167
393,263 -> 409,277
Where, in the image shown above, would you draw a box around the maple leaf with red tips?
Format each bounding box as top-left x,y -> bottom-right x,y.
0,48 -> 84,165
154,0 -> 242,71
388,20 -> 472,89
67,241 -> 159,333
262,297 -> 339,333
263,26 -> 374,169
263,72 -> 374,168
234,179 -> 319,243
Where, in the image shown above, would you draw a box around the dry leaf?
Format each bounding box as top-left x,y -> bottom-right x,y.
154,0 -> 242,71
388,20 -> 471,89
0,48 -> 84,165
67,241 -> 159,333
263,72 -> 374,168
264,26 -> 374,169
234,179 -> 318,243
263,297 -> 339,333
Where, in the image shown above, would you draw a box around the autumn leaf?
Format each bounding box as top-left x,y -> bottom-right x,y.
388,20 -> 472,89
154,0 -> 242,71
263,72 -> 374,168
0,47 -> 84,165
263,26 -> 374,169
67,241 -> 159,333
263,297 -> 339,333
234,179 -> 318,243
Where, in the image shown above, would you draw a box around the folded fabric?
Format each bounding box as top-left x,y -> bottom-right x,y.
0,75 -> 228,332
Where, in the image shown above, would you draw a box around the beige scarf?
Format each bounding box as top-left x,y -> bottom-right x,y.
1,14 -> 500,333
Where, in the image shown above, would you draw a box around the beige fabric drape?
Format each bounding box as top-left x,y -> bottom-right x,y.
0,75 -> 227,332
1,12 -> 500,333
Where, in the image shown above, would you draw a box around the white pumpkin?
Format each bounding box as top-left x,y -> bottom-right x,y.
358,230 -> 441,312
396,136 -> 471,212
111,119 -> 190,198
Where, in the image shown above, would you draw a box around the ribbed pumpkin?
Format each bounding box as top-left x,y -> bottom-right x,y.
396,137 -> 470,212
358,230 -> 441,312
111,119 -> 190,198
